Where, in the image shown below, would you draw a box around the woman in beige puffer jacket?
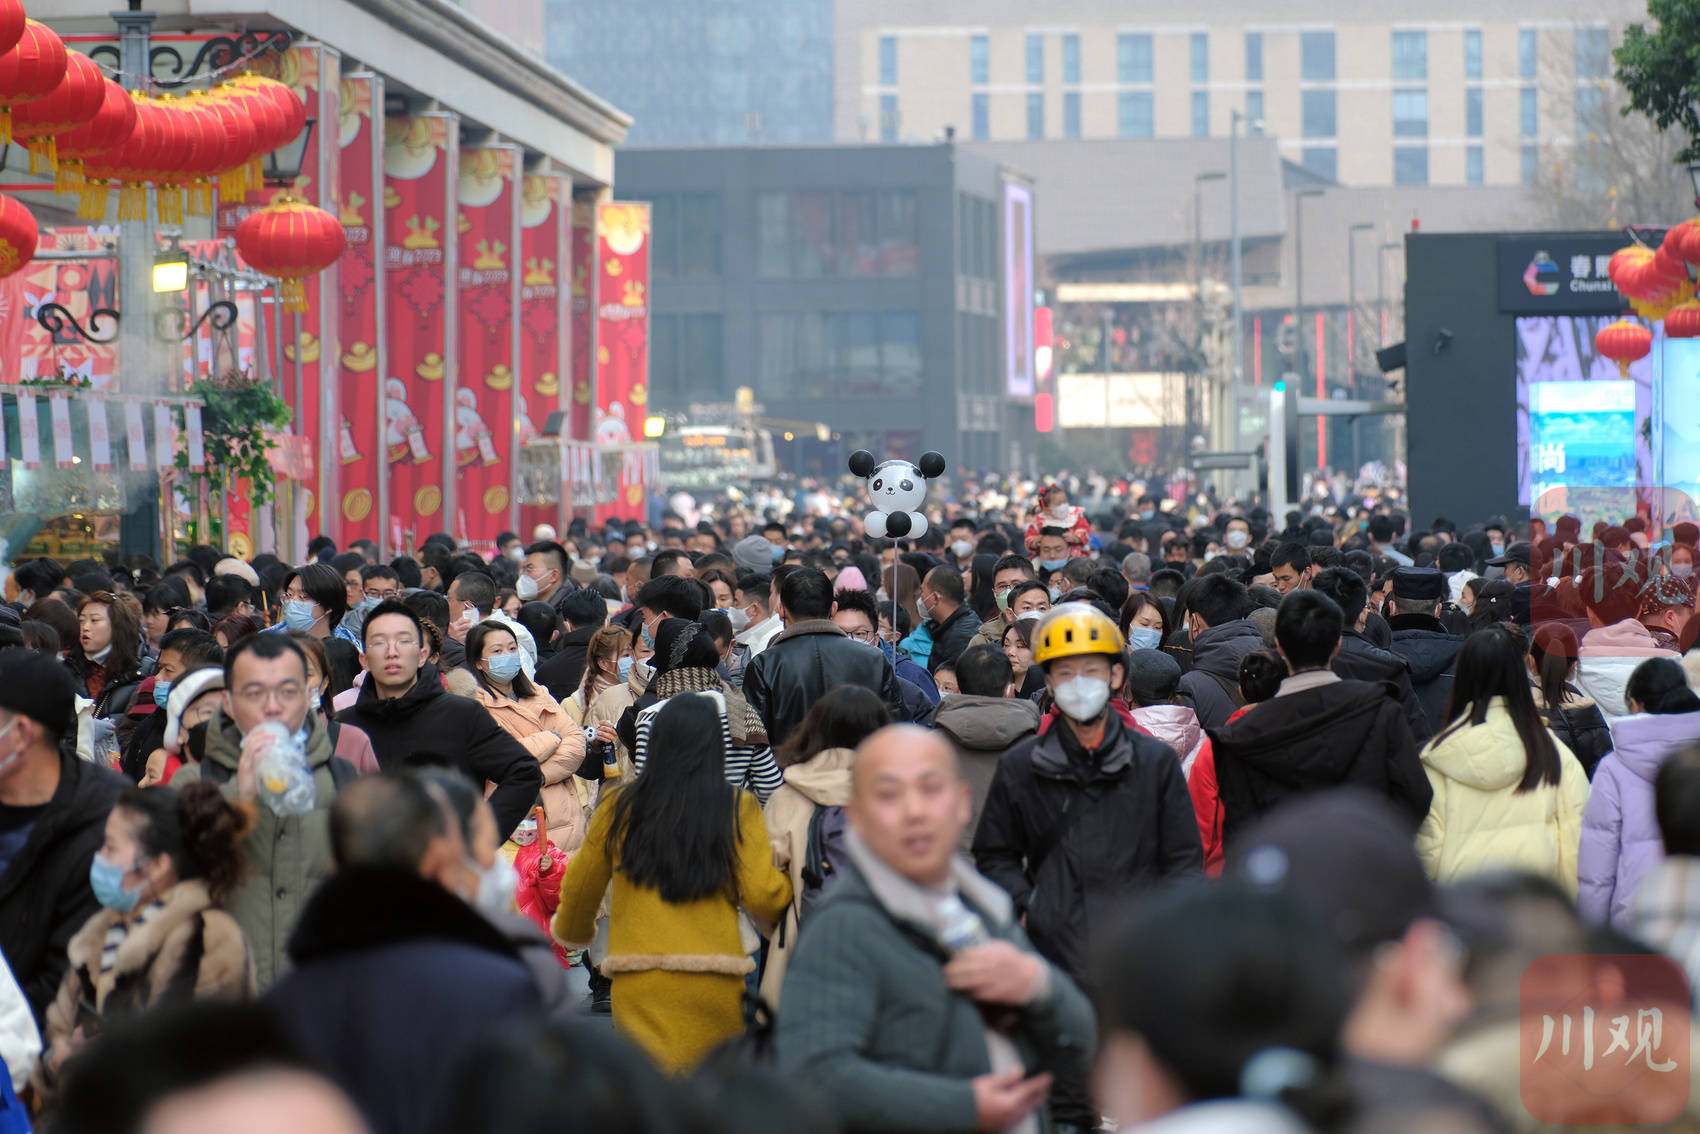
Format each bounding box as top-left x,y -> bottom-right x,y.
1415,627 -> 1589,893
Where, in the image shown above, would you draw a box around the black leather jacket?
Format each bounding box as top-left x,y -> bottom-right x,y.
742,619 -> 909,749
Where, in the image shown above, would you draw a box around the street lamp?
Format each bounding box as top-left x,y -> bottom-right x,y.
1194,171 -> 1225,464
1347,223 -> 1374,367
1291,189 -> 1324,375
1687,161 -> 1700,210
263,117 -> 317,184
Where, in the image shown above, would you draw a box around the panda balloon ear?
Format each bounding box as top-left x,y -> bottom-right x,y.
917,451 -> 946,479
848,450 -> 877,478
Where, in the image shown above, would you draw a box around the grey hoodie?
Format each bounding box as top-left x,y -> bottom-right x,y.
930,693 -> 1041,845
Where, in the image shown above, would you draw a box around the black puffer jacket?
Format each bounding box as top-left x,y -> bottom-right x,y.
1209,678 -> 1431,845
743,620 -> 908,749
0,749 -> 126,1024
973,712 -> 1204,981
1388,614 -> 1465,731
336,663 -> 542,839
1333,631 -> 1434,744
923,604 -> 981,675
1176,619 -> 1266,729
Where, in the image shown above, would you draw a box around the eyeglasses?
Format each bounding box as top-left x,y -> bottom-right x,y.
363,588 -> 400,601
845,628 -> 878,643
366,635 -> 419,655
234,681 -> 305,708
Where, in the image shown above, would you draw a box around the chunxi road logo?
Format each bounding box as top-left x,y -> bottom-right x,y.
1525,251 -> 1561,296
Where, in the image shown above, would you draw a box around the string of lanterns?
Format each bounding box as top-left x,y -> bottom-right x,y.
1596,222 -> 1700,377
0,0 -> 345,312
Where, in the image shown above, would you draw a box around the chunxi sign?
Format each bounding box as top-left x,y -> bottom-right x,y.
1497,235 -> 1633,315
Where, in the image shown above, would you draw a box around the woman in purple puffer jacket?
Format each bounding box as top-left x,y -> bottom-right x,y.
1578,657 -> 1700,929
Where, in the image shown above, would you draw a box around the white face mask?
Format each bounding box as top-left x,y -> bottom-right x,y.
728,606 -> 750,633
473,854 -> 519,914
515,573 -> 542,601
951,539 -> 974,559
1052,675 -> 1111,722
1225,529 -> 1250,549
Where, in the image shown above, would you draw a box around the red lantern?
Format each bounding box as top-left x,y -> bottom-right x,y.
0,20 -> 67,144
1667,301 -> 1700,339
54,76 -> 134,207
230,74 -> 304,180
166,96 -> 228,217
82,94 -> 194,223
0,0 -> 25,62
187,88 -> 258,199
1609,247 -> 1653,296
235,194 -> 346,311
1596,319 -> 1653,378
1653,244 -> 1690,288
216,79 -> 284,189
0,191 -> 36,277
10,50 -> 102,175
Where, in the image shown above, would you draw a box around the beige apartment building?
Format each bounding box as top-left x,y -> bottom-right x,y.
837,0 -> 1649,188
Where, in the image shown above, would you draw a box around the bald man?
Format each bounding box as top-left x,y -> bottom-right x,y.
143,1071 -> 369,1134
776,725 -> 1094,1134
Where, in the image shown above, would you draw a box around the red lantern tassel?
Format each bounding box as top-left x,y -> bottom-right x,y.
116,181 -> 146,221
24,136 -> 53,174
186,180 -> 212,217
157,184 -> 184,226
281,277 -> 306,311
0,107 -> 11,146
247,156 -> 262,191
55,158 -> 82,194
218,165 -> 245,197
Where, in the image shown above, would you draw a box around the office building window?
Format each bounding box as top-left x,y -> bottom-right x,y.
1303,89 -> 1336,138
970,35 -> 988,85
1520,87 -> 1537,136
1246,90 -> 1264,133
1576,84 -> 1607,136
1246,32 -> 1263,81
762,190 -> 918,279
1392,88 -> 1428,137
1063,34 -> 1080,84
1026,34 -> 1043,84
651,315 -> 725,400
756,193 -> 790,278
1118,91 -> 1153,138
1394,146 -> 1428,185
1466,87 -> 1482,137
1302,31 -> 1335,81
880,93 -> 899,142
972,93 -> 989,140
649,195 -> 678,280
1521,144 -> 1539,185
1520,29 -> 1537,79
1118,33 -> 1152,83
1464,29 -> 1482,79
757,310 -> 925,398
678,194 -> 721,277
1391,31 -> 1427,80
840,191 -> 877,275
793,191 -> 835,278
1027,92 -> 1044,139
879,36 -> 897,86
1191,33 -> 1208,83
1466,145 -> 1484,185
1302,147 -> 1337,182
1576,28 -> 1610,79
1192,91 -> 1209,137
1064,91 -> 1081,138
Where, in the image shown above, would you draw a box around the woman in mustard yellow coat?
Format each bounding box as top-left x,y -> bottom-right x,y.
553,692 -> 791,1073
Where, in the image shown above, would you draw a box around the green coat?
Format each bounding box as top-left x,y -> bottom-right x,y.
172,710 -> 347,989
775,863 -> 1094,1134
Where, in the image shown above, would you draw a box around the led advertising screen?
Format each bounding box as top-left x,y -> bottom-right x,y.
1004,181 -> 1034,398
1516,315 -> 1652,508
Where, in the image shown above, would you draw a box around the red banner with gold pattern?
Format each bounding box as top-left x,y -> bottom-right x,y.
454,145 -> 519,548
335,73 -> 384,548
10,228 -> 118,388
594,202 -> 648,452
518,173 -> 567,536
383,112 -> 457,549
570,199 -> 595,442
217,43 -> 340,542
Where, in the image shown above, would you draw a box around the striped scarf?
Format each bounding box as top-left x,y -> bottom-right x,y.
651,667 -> 766,748
101,900 -> 165,974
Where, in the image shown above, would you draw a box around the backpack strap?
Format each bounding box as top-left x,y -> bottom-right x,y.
1204,670 -> 1248,711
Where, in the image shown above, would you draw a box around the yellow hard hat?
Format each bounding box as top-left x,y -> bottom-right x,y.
1032,602 -> 1126,666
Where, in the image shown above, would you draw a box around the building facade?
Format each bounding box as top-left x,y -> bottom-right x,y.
614,145 -> 1033,476
548,0 -> 834,146
837,0 -> 1647,189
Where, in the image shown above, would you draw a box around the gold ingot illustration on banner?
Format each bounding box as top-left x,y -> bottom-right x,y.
484,364 -> 512,390
343,488 -> 372,522
342,342 -> 376,372
483,486 -> 508,514
284,333 -> 320,364
416,352 -> 444,381
534,372 -> 559,396
415,485 -> 441,516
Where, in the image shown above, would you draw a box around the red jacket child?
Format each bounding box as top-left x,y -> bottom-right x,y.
1024,486 -> 1093,559
507,809 -> 572,968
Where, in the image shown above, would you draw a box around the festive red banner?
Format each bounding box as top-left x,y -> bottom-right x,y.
336,73 -> 384,549
518,173 -> 567,537
454,145 -> 519,548
570,199 -> 595,443
9,228 -> 118,387
383,112 -> 457,549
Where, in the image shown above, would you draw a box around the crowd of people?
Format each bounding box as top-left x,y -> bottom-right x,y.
0,488 -> 1695,1133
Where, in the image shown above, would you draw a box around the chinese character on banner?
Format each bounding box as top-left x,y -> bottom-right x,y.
1521,953 -> 1690,1124
336,71 -> 387,549
455,143 -> 521,545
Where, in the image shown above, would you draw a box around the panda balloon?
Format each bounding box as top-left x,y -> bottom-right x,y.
848,449 -> 946,539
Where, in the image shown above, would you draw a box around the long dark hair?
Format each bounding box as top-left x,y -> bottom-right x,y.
467,621 -> 538,700
117,781 -> 253,905
1626,657 -> 1700,715
968,554 -> 999,621
607,694 -> 740,903
1466,580 -> 1516,634
1119,591 -> 1171,639
75,591 -> 142,678
1436,626 -> 1561,792
775,685 -> 891,768
1529,622 -> 1579,711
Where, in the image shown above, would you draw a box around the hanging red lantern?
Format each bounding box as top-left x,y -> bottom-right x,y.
234,194 -> 346,310
0,0 -> 25,62
54,76 -> 134,206
10,50 -> 102,175
1666,220 -> 1700,267
0,191 -> 36,277
215,79 -> 284,189
166,95 -> 228,217
1653,243 -> 1690,288
1609,246 -> 1654,296
229,74 -> 304,178
82,94 -> 194,223
1667,301 -> 1700,339
1596,319 -> 1653,378
0,20 -> 67,144
187,88 -> 258,199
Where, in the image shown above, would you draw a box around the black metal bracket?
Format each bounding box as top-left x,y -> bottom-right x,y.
36,303 -> 119,344
155,300 -> 237,343
87,30 -> 293,89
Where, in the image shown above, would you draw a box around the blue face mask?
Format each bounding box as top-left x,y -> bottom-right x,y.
153,680 -> 172,708
1126,626 -> 1163,651
90,853 -> 145,913
641,619 -> 656,650
1039,558 -> 1068,572
771,545 -> 785,563
1490,543 -> 1505,557
486,653 -> 524,683
618,656 -> 634,678
283,598 -> 319,632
